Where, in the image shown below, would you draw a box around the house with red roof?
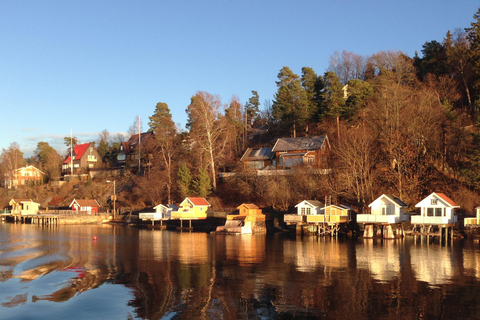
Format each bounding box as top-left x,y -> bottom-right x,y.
413,192 -> 459,225
171,197 -> 212,219
69,199 -> 100,214
62,143 -> 100,175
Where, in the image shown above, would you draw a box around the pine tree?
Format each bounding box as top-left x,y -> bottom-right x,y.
177,162 -> 192,200
272,66 -> 308,137
192,167 -> 211,198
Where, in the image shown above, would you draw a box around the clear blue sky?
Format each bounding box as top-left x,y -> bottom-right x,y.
1,1 -> 478,158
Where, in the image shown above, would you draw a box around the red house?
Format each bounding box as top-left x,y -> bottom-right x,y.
69,199 -> 100,214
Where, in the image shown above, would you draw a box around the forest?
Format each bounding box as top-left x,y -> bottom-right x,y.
1,8 -> 480,215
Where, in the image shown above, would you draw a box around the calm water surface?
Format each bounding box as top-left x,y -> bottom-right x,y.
1,222 -> 480,319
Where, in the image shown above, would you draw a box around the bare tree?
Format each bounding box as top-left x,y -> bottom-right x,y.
333,128 -> 378,212
186,91 -> 228,191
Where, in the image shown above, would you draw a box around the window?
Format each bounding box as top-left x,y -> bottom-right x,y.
301,207 -> 306,215
435,208 -> 443,217
431,199 -> 437,205
427,208 -> 434,216
306,208 -> 311,215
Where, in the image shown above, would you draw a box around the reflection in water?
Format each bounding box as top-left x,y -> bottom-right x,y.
2,223 -> 480,319
356,239 -> 403,282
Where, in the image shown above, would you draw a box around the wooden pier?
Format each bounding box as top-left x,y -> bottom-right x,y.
4,212 -> 110,225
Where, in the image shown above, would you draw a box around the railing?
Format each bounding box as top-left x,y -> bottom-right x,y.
306,215 -> 349,223
284,214 -> 305,223
411,215 -> 457,225
171,210 -> 213,219
465,218 -> 479,226
357,214 -> 405,224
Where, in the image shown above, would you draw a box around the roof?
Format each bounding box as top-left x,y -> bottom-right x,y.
186,197 -> 210,206
11,198 -> 33,204
369,194 -> 407,207
415,192 -> 460,208
240,147 -> 274,162
436,193 -> 459,207
63,143 -> 91,164
237,203 -> 260,210
14,165 -> 44,174
70,199 -> 100,207
272,135 -> 328,152
295,200 -> 323,208
127,132 -> 155,147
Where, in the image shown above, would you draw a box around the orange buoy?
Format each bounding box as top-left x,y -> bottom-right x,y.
93,236 -> 97,240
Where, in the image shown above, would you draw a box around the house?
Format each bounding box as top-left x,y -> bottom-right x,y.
139,204 -> 178,221
357,194 -> 408,224
4,165 -> 44,188
306,204 -> 352,224
240,147 -> 275,171
412,192 -> 459,225
272,135 -> 330,169
62,143 -> 100,175
116,132 -> 156,170
69,199 -> 100,214
9,198 -> 40,215
295,200 -> 323,215
284,200 -> 323,224
465,207 -> 480,227
171,197 -> 212,220
216,203 -> 266,234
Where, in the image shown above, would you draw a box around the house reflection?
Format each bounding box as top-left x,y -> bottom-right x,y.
356,239 -> 402,282
224,234 -> 265,265
283,237 -> 349,272
409,241 -> 454,286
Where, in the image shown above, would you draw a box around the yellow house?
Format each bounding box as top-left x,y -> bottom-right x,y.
9,198 -> 40,215
171,197 -> 212,220
465,207 -> 480,226
306,204 -> 351,223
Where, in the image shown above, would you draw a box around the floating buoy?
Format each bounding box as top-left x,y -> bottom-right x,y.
93,236 -> 97,240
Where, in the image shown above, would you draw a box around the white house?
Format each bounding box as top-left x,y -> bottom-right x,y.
295,200 -> 323,215
357,194 -> 408,224
412,192 -> 459,225
139,204 -> 178,221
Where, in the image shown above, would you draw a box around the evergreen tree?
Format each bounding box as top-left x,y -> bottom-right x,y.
273,66 -> 308,137
244,90 -> 260,124
192,167 -> 212,198
301,67 -> 324,132
149,102 -> 178,203
322,71 -> 346,139
177,162 -> 192,200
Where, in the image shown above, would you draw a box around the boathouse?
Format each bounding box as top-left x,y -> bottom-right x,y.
9,198 -> 40,215
69,199 -> 100,214
465,206 -> 480,227
216,203 -> 266,234
412,192 -> 459,241
357,194 -> 408,238
171,197 -> 212,220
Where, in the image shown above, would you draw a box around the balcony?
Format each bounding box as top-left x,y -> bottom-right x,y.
357,214 -> 405,224
411,215 -> 457,225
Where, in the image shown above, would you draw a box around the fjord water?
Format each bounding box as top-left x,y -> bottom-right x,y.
1,223 -> 480,320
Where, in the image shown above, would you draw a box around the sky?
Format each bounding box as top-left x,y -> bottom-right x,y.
1,1 -> 479,158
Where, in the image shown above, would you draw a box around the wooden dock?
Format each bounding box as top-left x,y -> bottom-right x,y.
4,213 -> 110,225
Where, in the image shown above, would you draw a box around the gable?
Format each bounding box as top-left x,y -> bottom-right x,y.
415,192 -> 459,208
369,194 -> 407,208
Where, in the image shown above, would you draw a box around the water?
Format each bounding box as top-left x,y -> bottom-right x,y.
1,223 -> 480,320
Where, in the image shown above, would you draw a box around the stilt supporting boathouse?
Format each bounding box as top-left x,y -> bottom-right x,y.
362,223 -> 405,239
412,224 -> 455,244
